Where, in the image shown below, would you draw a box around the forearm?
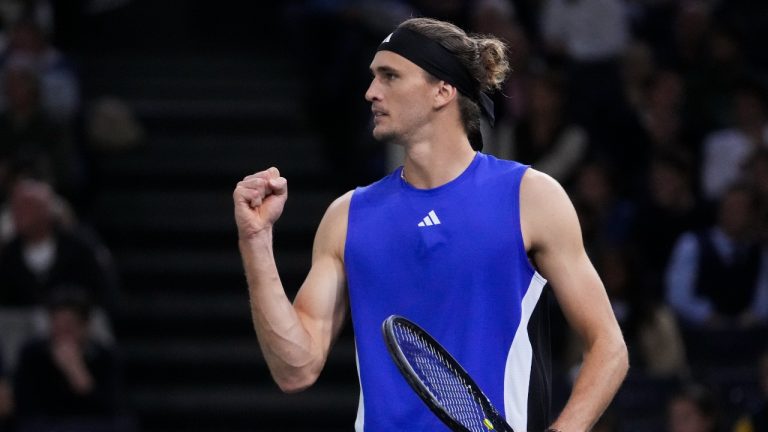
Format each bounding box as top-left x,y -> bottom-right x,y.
240,232 -> 320,392
550,335 -> 628,431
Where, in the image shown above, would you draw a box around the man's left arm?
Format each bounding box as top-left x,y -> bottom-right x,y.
520,169 -> 628,432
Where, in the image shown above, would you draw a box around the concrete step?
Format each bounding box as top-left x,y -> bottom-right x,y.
93,189 -> 335,238
130,383 -> 359,431
122,337 -> 357,386
92,134 -> 329,186
115,249 -> 310,283
85,53 -> 299,85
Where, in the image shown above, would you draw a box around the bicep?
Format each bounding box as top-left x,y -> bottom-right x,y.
522,171 -> 619,344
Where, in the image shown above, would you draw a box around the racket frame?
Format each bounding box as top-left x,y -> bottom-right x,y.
382,315 -> 515,432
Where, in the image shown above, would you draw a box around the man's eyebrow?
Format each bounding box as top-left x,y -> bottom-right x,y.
370,65 -> 399,75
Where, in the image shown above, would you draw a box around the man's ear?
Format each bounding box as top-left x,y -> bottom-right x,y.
434,81 -> 458,110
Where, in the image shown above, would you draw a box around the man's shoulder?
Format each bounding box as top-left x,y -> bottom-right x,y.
519,168 -> 564,199
519,168 -> 577,248
324,191 -> 354,222
330,190 -> 354,211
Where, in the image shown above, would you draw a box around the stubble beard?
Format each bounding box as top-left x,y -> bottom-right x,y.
372,129 -> 399,145
372,124 -> 407,146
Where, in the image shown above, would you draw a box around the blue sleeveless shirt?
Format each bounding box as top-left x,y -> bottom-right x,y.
345,152 -> 551,431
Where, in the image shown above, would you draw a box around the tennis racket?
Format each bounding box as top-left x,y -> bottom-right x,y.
382,315 -> 514,432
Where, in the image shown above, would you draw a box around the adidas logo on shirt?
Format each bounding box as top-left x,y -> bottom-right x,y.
417,210 -> 441,227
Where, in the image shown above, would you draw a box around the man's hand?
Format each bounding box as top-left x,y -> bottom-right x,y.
234,167 -> 288,239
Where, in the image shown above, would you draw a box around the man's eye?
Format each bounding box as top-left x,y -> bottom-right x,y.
386,73 -> 397,80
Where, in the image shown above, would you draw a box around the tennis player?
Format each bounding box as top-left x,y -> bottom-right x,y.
234,17 -> 628,432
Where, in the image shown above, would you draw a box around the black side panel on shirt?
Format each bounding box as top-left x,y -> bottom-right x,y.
527,285 -> 553,431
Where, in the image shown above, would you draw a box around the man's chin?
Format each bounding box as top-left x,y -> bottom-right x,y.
372,129 -> 401,145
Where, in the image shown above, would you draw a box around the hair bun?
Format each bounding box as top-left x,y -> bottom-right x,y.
474,36 -> 509,91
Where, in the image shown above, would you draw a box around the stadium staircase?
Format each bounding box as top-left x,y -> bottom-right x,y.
82,8 -> 360,430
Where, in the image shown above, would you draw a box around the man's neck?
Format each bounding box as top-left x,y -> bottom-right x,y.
400,125 -> 476,189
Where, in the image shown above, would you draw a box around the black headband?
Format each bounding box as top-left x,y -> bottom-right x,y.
377,27 -> 496,130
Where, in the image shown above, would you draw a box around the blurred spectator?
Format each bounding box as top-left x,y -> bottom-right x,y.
665,184 -> 768,328
0,344 -> 13,430
0,19 -> 80,123
672,1 -> 712,72
621,41 -> 656,113
712,0 -> 768,73
541,0 -> 628,64
0,0 -> 54,38
634,154 -> 705,302
487,70 -> 588,187
0,14 -> 6,54
617,66 -> 692,196
743,149 -> 768,243
541,0 -> 632,156
668,383 -> 721,432
464,0 -> 530,158
470,0 -> 541,172
629,0 -> 677,68
570,161 -> 635,253
738,350 -> 768,431
0,63 -> 75,195
673,3 -> 753,149
640,70 -> 693,158
700,81 -> 768,202
1,0 -> 134,55
0,178 -> 116,372
13,289 -> 125,431
598,247 -> 688,379
470,0 -> 531,116
0,178 -> 118,309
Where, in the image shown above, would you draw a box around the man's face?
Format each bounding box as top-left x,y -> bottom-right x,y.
365,51 -> 438,144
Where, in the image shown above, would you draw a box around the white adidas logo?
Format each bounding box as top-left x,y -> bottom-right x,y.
417,210 -> 441,227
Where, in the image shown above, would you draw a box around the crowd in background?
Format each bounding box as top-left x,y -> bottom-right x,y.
291,0 -> 768,430
0,1 -> 131,431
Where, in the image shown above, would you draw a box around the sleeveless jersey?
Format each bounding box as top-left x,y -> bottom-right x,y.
345,152 -> 552,431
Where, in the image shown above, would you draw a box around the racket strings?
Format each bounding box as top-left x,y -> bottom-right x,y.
395,324 -> 491,432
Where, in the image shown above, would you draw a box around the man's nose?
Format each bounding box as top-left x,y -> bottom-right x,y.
365,78 -> 380,102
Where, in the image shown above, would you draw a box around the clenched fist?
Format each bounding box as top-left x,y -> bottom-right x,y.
234,167 -> 288,239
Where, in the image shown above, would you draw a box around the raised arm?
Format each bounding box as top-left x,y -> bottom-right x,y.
234,167 -> 350,393
520,169 -> 628,431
